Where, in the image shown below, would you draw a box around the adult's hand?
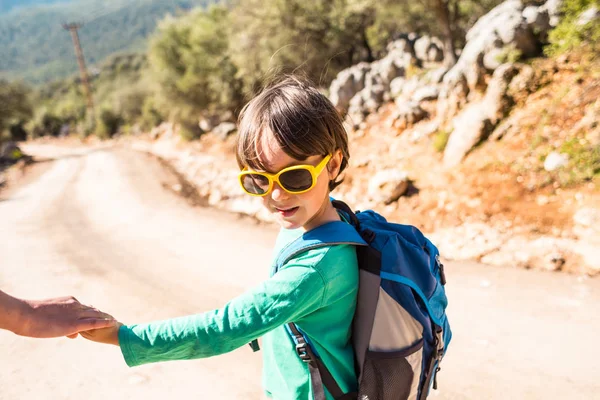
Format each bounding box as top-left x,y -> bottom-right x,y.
0,290 -> 116,338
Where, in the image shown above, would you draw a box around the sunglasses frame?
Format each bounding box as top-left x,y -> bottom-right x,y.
238,154 -> 332,197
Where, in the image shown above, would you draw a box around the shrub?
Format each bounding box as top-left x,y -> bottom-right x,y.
495,44 -> 523,64
546,0 -> 600,56
96,108 -> 123,139
27,109 -> 64,138
554,137 -> 600,186
148,5 -> 244,129
140,97 -> 163,130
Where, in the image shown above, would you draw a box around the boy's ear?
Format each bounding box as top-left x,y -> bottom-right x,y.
328,150 -> 343,180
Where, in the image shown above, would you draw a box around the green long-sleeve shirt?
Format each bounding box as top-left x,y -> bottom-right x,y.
118,227 -> 359,399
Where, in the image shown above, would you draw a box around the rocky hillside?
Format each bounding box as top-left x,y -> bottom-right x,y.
125,0 -> 599,276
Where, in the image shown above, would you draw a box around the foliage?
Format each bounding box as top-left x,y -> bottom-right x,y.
26,108 -> 64,138
96,107 -> 122,138
495,44 -> 523,64
546,0 -> 600,56
4,0 -> 513,141
0,0 -> 215,84
553,137 -> 600,186
433,129 -> 452,152
26,52 -> 151,137
148,5 -> 243,125
0,80 -> 33,141
140,97 -> 163,130
228,0 -> 380,95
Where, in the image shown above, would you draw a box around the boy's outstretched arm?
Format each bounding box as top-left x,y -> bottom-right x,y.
79,262 -> 327,367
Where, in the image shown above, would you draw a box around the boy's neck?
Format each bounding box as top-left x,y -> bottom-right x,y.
301,198 -> 340,232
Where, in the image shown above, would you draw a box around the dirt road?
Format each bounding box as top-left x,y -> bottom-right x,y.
1,144 -> 598,400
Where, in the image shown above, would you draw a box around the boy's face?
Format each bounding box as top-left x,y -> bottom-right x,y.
256,131 -> 341,231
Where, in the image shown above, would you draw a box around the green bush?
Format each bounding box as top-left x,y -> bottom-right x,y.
0,80 -> 33,139
546,0 -> 600,56
148,5 -> 244,130
495,44 -> 523,64
140,97 -> 163,130
178,123 -> 202,141
96,108 -> 123,138
112,84 -> 148,123
554,137 -> 600,186
27,109 -> 64,138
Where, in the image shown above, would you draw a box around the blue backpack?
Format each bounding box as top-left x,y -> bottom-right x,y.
271,200 -> 451,400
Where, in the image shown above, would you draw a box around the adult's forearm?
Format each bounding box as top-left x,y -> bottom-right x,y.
0,290 -> 29,335
1,290 -> 115,338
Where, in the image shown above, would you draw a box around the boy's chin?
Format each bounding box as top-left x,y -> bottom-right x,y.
276,216 -> 304,230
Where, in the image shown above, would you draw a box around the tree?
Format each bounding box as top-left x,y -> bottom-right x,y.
229,0 -> 378,94
0,80 -> 32,141
148,5 -> 244,127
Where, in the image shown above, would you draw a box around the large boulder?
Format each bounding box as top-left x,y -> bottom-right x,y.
368,169 -> 410,205
412,85 -> 440,103
523,4 -> 552,38
329,37 -> 419,117
443,103 -> 494,167
329,63 -> 370,113
543,0 -> 563,26
389,77 -> 406,99
481,63 -> 519,124
443,63 -> 519,167
414,35 -> 444,63
437,0 -> 558,122
393,100 -> 428,130
212,122 -> 237,140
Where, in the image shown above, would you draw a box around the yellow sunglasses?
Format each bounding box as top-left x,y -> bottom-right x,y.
239,155 -> 332,196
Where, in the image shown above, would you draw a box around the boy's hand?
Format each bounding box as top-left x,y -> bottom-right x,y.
80,322 -> 122,346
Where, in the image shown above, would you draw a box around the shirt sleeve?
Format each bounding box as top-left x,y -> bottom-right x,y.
118,263 -> 326,367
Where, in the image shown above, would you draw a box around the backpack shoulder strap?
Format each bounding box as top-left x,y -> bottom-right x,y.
275,218 -> 366,400
275,220 -> 367,270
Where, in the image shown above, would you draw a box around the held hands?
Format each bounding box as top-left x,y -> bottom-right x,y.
18,295 -> 116,339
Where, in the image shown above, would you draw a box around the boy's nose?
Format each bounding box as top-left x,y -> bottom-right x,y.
270,182 -> 290,201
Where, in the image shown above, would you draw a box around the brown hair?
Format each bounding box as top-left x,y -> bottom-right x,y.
236,76 -> 350,191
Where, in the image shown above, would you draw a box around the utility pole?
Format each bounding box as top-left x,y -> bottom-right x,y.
62,23 -> 95,119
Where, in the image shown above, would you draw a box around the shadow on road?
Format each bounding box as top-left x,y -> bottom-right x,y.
30,146 -> 109,165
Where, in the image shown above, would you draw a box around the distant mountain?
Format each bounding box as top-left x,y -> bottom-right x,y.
0,0 -> 216,84
0,0 -> 71,14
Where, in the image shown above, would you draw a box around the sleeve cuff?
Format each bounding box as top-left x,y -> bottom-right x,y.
118,324 -> 139,367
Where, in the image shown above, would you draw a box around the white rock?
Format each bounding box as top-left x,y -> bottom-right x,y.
390,77 -> 406,99
543,151 -> 569,171
573,207 -> 600,228
429,223 -> 507,260
368,169 -> 410,205
577,5 -> 599,26
412,85 -> 440,103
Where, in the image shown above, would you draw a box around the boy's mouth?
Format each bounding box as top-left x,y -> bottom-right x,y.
275,206 -> 299,218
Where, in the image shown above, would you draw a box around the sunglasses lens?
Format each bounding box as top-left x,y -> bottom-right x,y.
279,168 -> 313,193
241,174 -> 270,195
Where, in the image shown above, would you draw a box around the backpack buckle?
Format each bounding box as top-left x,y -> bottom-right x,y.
295,342 -> 313,363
